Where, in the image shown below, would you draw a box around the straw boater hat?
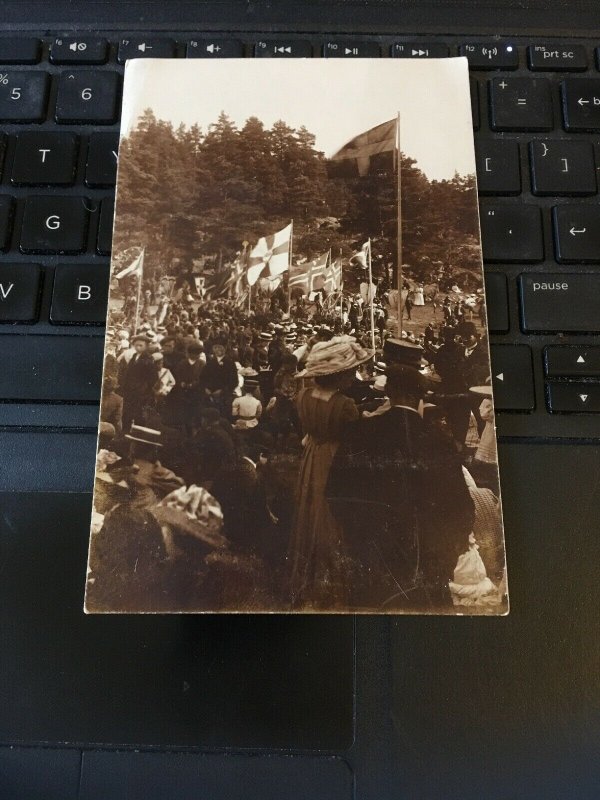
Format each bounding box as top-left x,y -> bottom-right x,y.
300,335 -> 374,378
469,384 -> 493,398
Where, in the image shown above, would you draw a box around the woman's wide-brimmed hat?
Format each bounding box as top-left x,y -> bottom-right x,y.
299,335 -> 374,378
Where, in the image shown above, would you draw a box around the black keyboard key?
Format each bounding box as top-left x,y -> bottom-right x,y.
519,272 -> 600,333
545,345 -> 600,377
11,132 -> 79,186
470,78 -> 479,130
490,344 -> 535,410
547,382 -> 600,413
530,140 -> 596,196
528,44 -> 587,72
480,204 -> 544,262
459,42 -> 519,70
20,196 -> 89,254
86,133 -> 119,187
50,37 -> 108,65
490,77 -> 553,131
553,205 -> 600,263
475,140 -> 520,194
0,196 -> 13,250
0,72 -> 49,122
484,272 -> 509,333
323,41 -> 380,58
50,263 -> 109,324
392,43 -> 449,58
0,263 -> 41,322
0,334 -> 103,401
0,38 -> 40,65
562,79 -> 600,131
255,40 -> 312,58
0,133 -> 5,178
55,71 -> 120,124
117,38 -> 175,63
97,198 -> 114,255
187,39 -> 244,58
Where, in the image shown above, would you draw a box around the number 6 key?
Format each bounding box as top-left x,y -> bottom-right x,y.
55,71 -> 121,124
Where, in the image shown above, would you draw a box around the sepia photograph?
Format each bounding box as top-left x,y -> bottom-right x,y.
85,59 -> 507,614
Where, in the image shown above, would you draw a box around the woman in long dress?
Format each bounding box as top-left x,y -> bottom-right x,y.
288,336 -> 374,609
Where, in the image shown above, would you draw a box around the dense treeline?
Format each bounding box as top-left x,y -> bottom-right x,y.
113,108 -> 480,288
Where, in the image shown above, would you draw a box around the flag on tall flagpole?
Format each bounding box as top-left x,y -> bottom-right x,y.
115,248 -> 144,279
330,119 -> 397,177
247,223 -> 292,286
351,240 -> 370,269
289,250 -> 329,293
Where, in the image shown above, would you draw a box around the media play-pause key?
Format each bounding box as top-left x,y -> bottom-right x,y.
489,344 -> 535,410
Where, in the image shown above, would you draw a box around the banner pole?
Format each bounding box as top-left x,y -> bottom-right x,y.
368,238 -> 376,353
396,112 -> 403,338
288,219 -> 293,315
134,248 -> 144,333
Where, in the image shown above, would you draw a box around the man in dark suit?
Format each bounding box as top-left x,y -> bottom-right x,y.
202,340 -> 239,418
121,334 -> 159,433
327,364 -> 474,610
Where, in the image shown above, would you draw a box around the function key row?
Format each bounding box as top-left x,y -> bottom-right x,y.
1,36 -> 600,68
0,132 -> 119,186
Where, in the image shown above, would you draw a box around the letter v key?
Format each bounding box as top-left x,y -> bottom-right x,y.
0,283 -> 14,300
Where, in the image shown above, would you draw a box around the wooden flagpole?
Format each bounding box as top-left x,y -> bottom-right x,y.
287,219 -> 293,315
396,112 -> 403,338
134,248 -> 144,333
368,238 -> 376,353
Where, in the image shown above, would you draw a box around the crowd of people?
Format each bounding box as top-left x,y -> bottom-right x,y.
86,288 -> 506,614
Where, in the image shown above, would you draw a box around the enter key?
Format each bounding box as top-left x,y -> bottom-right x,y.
553,205 -> 600,262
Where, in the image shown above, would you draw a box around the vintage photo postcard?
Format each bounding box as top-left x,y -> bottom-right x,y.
85,58 -> 507,615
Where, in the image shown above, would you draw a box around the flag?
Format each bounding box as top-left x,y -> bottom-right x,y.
247,223 -> 292,286
324,259 -> 343,293
289,251 -> 329,293
330,119 -> 397,177
115,248 -> 144,279
351,241 -> 370,269
228,258 -> 246,299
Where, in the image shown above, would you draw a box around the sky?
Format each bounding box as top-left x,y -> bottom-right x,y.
120,58 -> 475,181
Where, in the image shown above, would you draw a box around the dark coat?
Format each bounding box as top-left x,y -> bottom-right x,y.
202,355 -> 238,394
121,352 -> 158,401
327,406 -> 474,607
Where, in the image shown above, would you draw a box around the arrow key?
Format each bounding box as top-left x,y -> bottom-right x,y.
490,344 -> 535,411
545,346 -> 600,377
553,205 -> 600,263
547,382 -> 600,413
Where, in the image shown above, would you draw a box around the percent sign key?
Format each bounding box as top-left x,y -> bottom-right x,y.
0,71 -> 50,122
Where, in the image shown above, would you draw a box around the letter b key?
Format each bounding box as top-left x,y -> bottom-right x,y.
51,264 -> 109,324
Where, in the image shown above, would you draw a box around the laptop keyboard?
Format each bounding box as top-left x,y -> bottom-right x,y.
0,33 -> 600,438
